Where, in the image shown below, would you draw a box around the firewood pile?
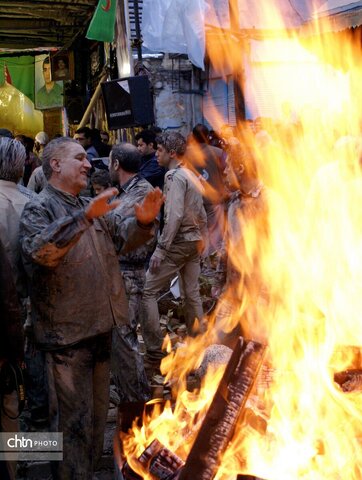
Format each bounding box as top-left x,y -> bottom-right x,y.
120,338 -> 268,480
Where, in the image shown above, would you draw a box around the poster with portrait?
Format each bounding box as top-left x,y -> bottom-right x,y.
34,54 -> 63,110
89,43 -> 105,94
51,51 -> 74,82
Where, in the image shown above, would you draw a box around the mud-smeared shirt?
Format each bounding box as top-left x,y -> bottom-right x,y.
153,165 -> 207,261
19,184 -> 154,349
109,175 -> 157,269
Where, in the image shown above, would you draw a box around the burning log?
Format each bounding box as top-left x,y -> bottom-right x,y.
120,338 -> 266,480
334,369 -> 362,392
122,439 -> 184,479
178,338 -> 266,480
143,439 -> 184,479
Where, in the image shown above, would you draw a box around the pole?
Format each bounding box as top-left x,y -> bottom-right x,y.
228,0 -> 245,124
133,0 -> 143,62
78,72 -> 108,128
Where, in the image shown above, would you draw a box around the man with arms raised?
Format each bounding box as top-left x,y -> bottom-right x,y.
19,137 -> 163,479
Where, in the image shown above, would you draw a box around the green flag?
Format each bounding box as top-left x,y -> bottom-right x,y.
86,0 -> 117,43
0,56 -> 35,103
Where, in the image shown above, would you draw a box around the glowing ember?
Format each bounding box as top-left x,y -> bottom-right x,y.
122,2 -> 362,479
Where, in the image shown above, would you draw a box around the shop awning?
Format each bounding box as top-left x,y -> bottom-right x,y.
0,0 -> 98,52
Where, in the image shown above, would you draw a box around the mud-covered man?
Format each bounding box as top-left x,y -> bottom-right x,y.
19,137 -> 163,479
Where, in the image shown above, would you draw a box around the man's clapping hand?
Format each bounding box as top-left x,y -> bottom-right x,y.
135,187 -> 165,225
85,188 -> 121,220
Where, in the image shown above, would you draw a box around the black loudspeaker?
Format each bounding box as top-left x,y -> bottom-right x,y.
65,97 -> 85,124
101,76 -> 154,129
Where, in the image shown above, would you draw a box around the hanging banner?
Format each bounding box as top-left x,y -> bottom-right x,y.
86,0 -> 117,43
0,56 -> 35,103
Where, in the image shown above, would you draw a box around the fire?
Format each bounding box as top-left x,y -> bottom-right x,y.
122,2 -> 362,478
121,350 -> 226,476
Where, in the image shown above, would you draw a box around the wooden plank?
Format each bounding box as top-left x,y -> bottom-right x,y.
178,338 -> 266,480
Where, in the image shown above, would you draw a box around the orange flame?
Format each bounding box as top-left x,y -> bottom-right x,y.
122,2 -> 362,478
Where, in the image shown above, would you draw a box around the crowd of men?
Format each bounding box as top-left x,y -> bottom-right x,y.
0,118 -> 287,478
0,122 -> 231,478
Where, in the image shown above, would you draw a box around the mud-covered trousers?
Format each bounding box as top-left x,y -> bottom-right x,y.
142,241 -> 204,361
111,267 -> 150,404
46,332 -> 111,480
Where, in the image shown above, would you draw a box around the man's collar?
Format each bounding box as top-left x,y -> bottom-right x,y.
169,159 -> 183,170
142,152 -> 156,162
119,174 -> 139,193
47,183 -> 80,205
0,179 -> 18,188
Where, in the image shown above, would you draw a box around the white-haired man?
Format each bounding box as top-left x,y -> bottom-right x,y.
0,137 -> 30,290
20,137 -> 163,479
0,137 -> 27,480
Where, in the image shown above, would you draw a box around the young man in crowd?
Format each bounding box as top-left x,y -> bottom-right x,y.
27,131 -> 50,194
90,169 -> 111,196
135,129 -> 166,190
142,132 -> 207,375
213,143 -> 269,345
73,126 -> 99,161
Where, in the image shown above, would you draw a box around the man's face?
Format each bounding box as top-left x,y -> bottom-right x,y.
92,183 -> 106,196
137,138 -> 154,156
54,142 -> 91,195
43,62 -> 52,85
156,144 -> 171,168
100,133 -> 109,144
108,153 -> 119,184
74,133 -> 91,149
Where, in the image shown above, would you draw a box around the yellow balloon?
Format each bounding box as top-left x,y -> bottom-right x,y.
0,82 -> 43,137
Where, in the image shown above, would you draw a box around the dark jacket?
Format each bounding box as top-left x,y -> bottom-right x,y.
139,153 -> 166,190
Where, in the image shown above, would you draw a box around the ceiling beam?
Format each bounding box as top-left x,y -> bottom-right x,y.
0,0 -> 97,6
0,19 -> 59,29
0,0 -> 98,50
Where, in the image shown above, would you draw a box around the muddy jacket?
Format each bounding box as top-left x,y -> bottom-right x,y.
19,184 -> 154,350
0,179 -> 34,297
27,166 -> 47,194
109,175 -> 156,269
153,164 -> 207,261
